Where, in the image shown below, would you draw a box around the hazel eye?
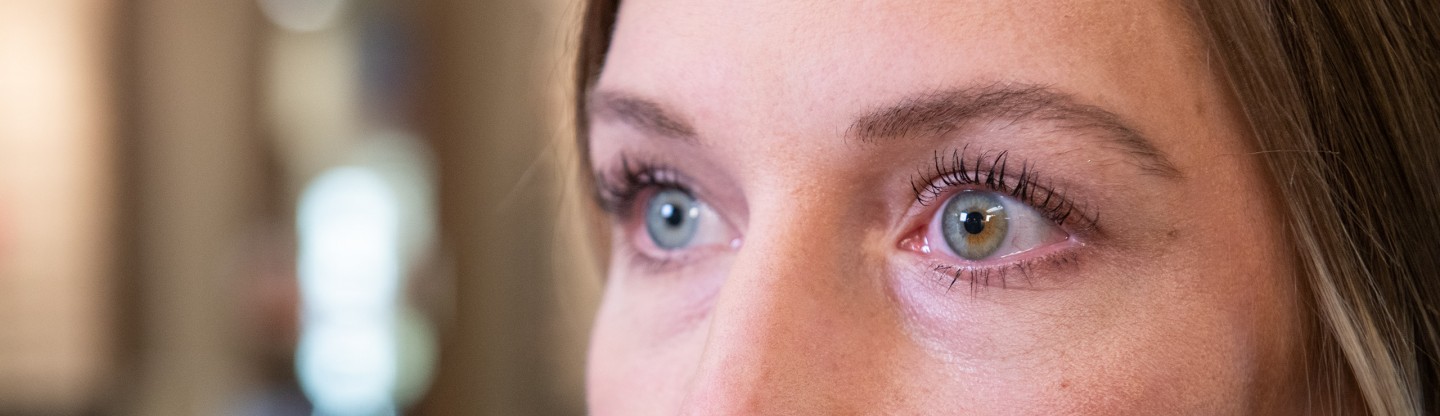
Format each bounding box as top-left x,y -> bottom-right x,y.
941,191 -> 1010,259
932,190 -> 1067,261
645,189 -> 702,249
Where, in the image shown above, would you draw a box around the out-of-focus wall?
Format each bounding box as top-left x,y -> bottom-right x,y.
121,0 -> 264,414
0,0 -> 600,414
0,0 -> 116,413
411,0 -> 601,414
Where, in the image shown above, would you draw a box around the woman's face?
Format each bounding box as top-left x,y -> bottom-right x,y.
585,0 -> 1309,414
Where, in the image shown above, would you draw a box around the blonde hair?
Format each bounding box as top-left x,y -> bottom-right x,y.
575,1 -> 1440,414
1195,2 -> 1440,414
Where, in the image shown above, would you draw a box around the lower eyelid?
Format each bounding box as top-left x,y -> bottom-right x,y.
899,220 -> 1083,291
916,249 -> 1084,292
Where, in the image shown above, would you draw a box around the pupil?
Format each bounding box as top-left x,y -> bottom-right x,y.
661,203 -> 684,227
963,211 -> 985,234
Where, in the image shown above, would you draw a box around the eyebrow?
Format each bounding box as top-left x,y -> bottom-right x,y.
587,90 -> 698,142
848,83 -> 1182,178
587,83 -> 1182,178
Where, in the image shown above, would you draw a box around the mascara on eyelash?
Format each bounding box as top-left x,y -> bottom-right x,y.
928,250 -> 1082,293
593,154 -> 689,215
910,146 -> 1099,234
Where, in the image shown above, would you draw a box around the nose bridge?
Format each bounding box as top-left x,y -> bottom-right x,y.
680,191 -> 885,414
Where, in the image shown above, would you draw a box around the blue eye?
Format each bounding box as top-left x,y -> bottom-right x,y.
941,191 -> 1010,260
645,189 -> 701,249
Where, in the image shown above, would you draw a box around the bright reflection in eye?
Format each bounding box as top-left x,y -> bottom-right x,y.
632,187 -> 738,256
645,189 -> 702,249
930,190 -> 1067,262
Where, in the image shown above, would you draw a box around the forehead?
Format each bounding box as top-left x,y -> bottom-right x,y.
598,0 -> 1207,140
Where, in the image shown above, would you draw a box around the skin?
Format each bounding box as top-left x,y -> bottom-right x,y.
585,0 -> 1311,414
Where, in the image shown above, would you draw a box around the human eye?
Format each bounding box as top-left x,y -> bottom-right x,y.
900,147 -> 1099,290
594,155 -> 737,268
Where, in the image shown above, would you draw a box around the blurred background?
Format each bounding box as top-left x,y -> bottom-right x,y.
0,0 -> 602,414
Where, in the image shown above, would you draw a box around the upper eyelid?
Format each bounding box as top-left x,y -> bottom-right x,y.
593,156 -> 692,215
909,147 -> 1030,205
908,147 -> 1101,235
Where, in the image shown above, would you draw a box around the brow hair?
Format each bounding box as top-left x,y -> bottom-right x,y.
588,83 -> 1182,179
847,83 -> 1183,178
587,90 -> 697,141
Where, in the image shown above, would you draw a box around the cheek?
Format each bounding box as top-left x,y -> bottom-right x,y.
586,255 -> 731,414
888,239 -> 1297,414
586,277 -> 702,415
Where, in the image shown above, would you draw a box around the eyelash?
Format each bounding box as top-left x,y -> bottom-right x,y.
593,148 -> 1101,291
594,154 -> 688,216
594,155 -> 704,271
912,146 -> 1096,229
909,146 -> 1099,291
928,253 -> 1081,292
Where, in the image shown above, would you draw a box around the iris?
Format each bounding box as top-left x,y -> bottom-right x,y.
645,189 -> 701,249
941,191 -> 1009,260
